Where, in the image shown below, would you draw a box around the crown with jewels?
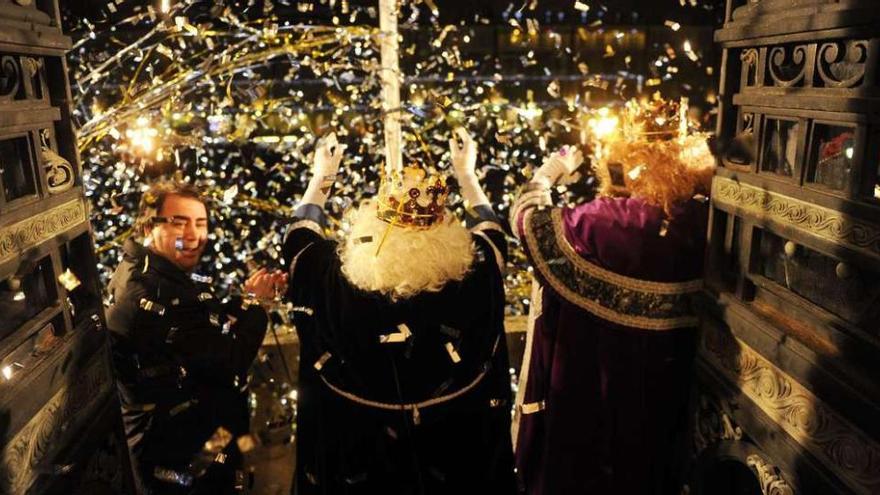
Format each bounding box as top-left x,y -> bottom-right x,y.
376,166 -> 449,229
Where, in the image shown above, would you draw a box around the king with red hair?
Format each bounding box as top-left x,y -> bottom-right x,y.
512,98 -> 715,495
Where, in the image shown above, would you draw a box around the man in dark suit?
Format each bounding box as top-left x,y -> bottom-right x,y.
106,180 -> 284,494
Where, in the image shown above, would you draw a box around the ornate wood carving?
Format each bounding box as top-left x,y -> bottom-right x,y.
0,53 -> 49,104
41,148 -> 75,194
737,38 -> 874,91
712,176 -> 880,258
693,393 -> 744,453
0,198 -> 86,264
0,2 -> 133,493
768,45 -> 810,88
0,355 -> 113,494
706,1 -> 880,493
0,56 -> 22,101
702,327 -> 880,494
747,454 -> 795,495
741,48 -> 760,87
816,40 -> 869,88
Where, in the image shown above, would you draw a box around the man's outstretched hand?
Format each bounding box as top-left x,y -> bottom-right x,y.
243,268 -> 288,305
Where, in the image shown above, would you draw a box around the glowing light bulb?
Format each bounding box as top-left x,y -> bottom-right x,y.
589,108 -> 619,140
516,103 -> 543,120
125,117 -> 159,155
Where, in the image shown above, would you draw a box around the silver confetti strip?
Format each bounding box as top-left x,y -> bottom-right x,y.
165,326 -> 179,343
169,399 -> 197,417
153,467 -> 194,487
190,273 -> 213,284
292,306 -> 315,316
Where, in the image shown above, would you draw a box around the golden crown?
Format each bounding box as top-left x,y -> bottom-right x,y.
376,166 -> 449,228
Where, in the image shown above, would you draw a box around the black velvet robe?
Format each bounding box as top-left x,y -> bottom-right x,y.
282,206 -> 516,495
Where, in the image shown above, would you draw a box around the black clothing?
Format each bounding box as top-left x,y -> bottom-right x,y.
106,239 -> 268,494
282,205 -> 516,495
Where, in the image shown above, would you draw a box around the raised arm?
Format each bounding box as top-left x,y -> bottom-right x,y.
449,127 -> 507,268
282,132 -> 347,263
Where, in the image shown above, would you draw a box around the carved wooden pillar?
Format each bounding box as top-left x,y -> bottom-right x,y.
695,1 -> 880,494
0,0 -> 134,493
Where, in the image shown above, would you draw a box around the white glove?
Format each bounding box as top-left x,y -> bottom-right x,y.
448,128 -> 490,207
533,145 -> 584,188
301,132 -> 347,206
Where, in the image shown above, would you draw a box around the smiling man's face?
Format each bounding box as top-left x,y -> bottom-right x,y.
145,193 -> 209,272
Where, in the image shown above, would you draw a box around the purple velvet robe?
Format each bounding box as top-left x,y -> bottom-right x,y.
511,195 -> 708,495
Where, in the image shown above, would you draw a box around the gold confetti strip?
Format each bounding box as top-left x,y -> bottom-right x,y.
57,269 -> 81,291
69,0 -> 720,326
379,323 -> 412,344
444,342 -> 461,364
314,352 -> 332,371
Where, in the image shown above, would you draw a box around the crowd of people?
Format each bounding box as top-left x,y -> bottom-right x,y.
105,105 -> 716,494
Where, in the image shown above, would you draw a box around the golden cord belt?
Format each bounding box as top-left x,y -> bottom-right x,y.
318,334 -> 501,424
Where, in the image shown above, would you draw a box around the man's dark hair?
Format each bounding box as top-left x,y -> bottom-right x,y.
134,180 -> 206,238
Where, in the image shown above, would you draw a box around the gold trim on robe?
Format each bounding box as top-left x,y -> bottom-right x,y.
522,207 -> 701,331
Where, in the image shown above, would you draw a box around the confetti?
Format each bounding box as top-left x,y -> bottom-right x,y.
379,323 -> 412,344
58,269 -> 82,291
63,0 -> 722,361
314,352 -> 332,371
444,342 -> 462,363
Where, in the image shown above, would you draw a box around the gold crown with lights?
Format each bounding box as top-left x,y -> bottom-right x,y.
588,97 -> 698,189
588,97 -> 691,146
376,166 -> 449,228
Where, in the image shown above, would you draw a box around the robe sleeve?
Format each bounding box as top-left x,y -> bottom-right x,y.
509,182 -> 552,244
282,203 -> 330,286
466,203 -> 508,273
